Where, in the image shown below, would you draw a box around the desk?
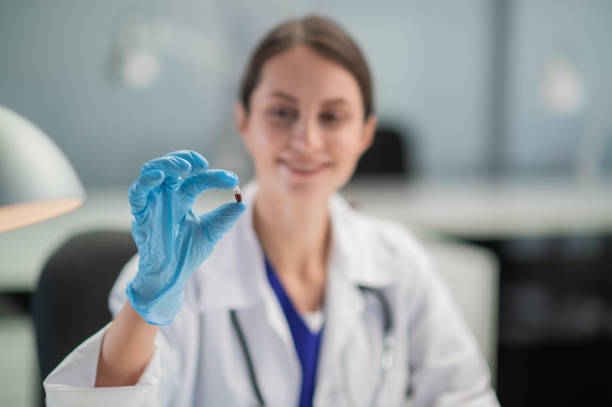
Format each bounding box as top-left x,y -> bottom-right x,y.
342,176 -> 612,239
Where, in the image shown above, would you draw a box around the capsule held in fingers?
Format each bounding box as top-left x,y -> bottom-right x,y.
233,186 -> 242,203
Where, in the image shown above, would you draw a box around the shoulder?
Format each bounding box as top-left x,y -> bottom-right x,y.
331,194 -> 436,283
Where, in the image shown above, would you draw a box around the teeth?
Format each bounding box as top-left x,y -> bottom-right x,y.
289,163 -> 320,172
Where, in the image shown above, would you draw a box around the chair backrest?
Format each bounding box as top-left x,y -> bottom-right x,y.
354,125 -> 412,176
32,230 -> 136,382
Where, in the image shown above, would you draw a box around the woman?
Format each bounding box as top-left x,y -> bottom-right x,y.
44,15 -> 499,406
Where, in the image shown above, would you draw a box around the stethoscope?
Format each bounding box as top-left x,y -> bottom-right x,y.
229,285 -> 395,407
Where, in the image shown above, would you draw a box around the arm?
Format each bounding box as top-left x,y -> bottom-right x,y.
95,301 -> 159,387
43,151 -> 245,406
95,150 -> 244,385
405,240 -> 499,406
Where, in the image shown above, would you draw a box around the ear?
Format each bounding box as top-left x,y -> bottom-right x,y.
234,102 -> 248,137
359,114 -> 377,153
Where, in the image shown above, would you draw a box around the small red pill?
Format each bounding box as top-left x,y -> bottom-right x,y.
233,186 -> 242,202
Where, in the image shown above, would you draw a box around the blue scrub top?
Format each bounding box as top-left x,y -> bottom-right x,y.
265,257 -> 324,407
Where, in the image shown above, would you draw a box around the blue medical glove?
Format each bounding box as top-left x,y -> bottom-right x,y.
126,150 -> 246,325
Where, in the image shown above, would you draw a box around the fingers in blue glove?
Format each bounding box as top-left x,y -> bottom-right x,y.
141,155 -> 193,190
163,150 -> 208,174
128,170 -> 165,216
161,151 -> 208,191
141,155 -> 193,176
181,169 -> 239,198
200,201 -> 247,242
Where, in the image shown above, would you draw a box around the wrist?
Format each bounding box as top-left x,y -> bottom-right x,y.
126,281 -> 184,326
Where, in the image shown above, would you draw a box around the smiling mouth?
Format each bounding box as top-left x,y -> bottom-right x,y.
279,159 -> 331,175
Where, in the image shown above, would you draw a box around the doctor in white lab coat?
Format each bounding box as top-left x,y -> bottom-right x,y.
44,14 -> 499,407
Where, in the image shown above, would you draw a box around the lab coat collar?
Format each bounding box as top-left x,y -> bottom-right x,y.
314,193 -> 401,402
196,181 -> 400,312
327,192 -> 400,288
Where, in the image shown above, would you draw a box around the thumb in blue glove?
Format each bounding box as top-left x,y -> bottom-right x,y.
126,150 -> 246,325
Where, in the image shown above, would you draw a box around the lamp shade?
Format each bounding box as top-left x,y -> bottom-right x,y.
0,106 -> 85,232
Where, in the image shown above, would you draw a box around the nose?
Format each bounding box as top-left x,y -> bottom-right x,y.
291,115 -> 324,150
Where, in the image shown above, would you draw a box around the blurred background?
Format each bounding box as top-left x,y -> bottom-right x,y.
1,0 -> 611,405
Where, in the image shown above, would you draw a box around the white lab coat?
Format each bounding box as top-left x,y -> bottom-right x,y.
44,184 -> 499,407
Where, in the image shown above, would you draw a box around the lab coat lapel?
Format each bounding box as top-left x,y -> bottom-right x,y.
260,273 -> 301,372
235,183 -> 302,403
314,197 -> 368,402
197,182 -> 302,401
237,182 -> 298,364
314,195 -> 400,404
315,254 -> 366,398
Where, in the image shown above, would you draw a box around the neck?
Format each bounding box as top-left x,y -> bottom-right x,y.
252,186 -> 331,282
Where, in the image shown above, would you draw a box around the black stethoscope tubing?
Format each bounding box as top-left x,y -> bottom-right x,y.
230,285 -> 394,407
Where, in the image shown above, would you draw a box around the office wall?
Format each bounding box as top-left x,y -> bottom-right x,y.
1,1 -> 609,186
506,0 -> 612,176
0,0 -> 492,186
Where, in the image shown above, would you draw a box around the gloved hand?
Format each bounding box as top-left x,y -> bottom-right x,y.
126,150 -> 246,325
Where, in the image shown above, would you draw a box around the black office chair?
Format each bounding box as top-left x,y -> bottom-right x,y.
32,230 -> 136,403
354,124 -> 413,176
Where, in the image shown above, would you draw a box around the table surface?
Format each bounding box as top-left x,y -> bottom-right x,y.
1,176 -> 611,291
342,176 -> 612,238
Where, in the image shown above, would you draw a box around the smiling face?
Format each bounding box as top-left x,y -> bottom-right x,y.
236,45 -> 377,202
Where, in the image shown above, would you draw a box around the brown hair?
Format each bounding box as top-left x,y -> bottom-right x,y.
239,15 -> 374,120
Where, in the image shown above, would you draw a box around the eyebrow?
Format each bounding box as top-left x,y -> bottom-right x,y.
268,91 -> 349,106
269,91 -> 297,103
321,98 -> 348,106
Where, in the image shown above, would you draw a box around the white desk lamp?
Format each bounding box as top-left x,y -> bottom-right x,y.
0,105 -> 85,232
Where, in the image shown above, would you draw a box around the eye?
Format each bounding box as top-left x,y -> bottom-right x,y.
319,111 -> 344,124
267,106 -> 297,121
